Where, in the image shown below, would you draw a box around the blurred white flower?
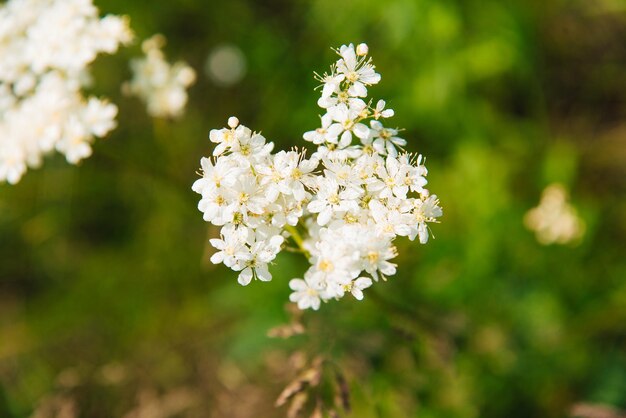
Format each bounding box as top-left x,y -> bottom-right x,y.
525,183 -> 585,245
0,0 -> 132,184
124,34 -> 196,118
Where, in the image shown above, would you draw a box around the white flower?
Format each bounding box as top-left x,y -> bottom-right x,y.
349,277 -> 372,300
322,158 -> 362,189
303,113 -> 342,145
524,184 -> 585,245
55,116 -> 92,164
319,73 -> 345,101
309,251 -> 354,290
289,275 -> 322,310
210,225 -> 248,267
81,98 -> 117,137
193,43 -> 442,310
209,126 -> 238,156
317,93 -> 367,112
269,198 -> 305,227
229,130 -> 273,165
353,153 -> 382,182
369,199 -> 412,238
231,175 -> 268,216
0,0 -> 132,184
373,100 -> 394,119
327,103 -> 370,147
400,154 -> 428,193
197,188 -> 236,225
124,34 -> 195,118
408,194 -> 443,243
367,120 -> 406,157
273,150 -> 317,201
357,236 -> 397,281
191,156 -> 239,196
368,155 -> 409,199
308,177 -> 360,226
234,234 -> 284,285
336,43 -> 381,97
0,143 -> 26,185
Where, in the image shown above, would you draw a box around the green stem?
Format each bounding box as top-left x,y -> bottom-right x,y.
285,224 -> 310,259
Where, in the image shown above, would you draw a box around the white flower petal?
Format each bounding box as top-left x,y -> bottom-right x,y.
238,267 -> 253,285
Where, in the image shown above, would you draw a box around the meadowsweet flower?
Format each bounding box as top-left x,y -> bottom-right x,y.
193,43 -> 443,309
373,100 -> 394,119
0,0 -> 132,184
367,155 -> 410,199
303,114 -> 342,145
524,183 -> 585,245
369,199 -> 412,238
258,150 -> 317,202
234,234 -> 285,285
336,43 -> 381,97
327,103 -> 371,147
308,176 -> 361,226
124,34 -> 196,118
408,194 -> 443,243
209,225 -> 248,267
289,274 -> 323,310
367,120 -> 406,157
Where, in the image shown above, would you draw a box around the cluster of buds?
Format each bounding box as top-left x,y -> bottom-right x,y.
193,43 -> 442,310
0,0 -> 132,184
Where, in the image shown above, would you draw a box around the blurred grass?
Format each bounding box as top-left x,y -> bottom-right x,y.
1,0 -> 626,417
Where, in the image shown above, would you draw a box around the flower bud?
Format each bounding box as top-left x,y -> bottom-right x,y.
228,116 -> 239,128
356,43 -> 369,56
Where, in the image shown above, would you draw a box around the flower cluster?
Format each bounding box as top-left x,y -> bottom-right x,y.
0,0 -> 132,184
123,34 -> 196,119
524,183 -> 585,245
193,43 -> 442,310
192,116 -> 317,285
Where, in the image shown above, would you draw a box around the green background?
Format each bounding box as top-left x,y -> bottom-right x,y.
1,0 -> 626,416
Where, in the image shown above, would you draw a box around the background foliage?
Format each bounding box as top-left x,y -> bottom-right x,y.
1,0 -> 626,417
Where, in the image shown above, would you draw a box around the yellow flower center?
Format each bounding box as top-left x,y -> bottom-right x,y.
240,144 -> 251,156
346,71 -> 359,83
319,259 -> 334,272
